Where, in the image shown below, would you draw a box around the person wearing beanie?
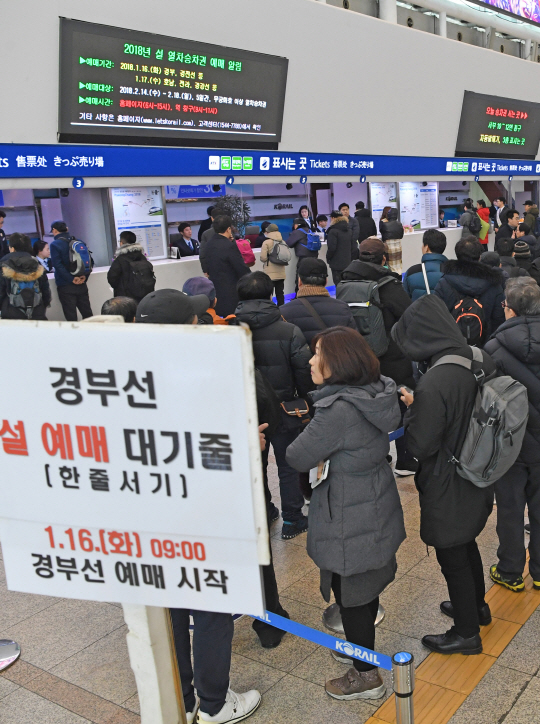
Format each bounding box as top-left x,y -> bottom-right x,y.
182,276 -> 235,325
513,240 -> 533,272
338,238 -> 417,477
280,258 -> 355,345
260,223 -> 287,306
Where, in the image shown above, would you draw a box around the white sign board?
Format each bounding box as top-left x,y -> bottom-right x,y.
0,322 -> 268,615
399,182 -> 439,230
369,182 -> 397,230
111,187 -> 168,261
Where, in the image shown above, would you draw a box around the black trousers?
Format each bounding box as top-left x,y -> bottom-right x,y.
261,427 -> 304,522
495,460 -> 540,581
272,279 -> 285,307
170,608 -> 233,716
435,540 -> 486,639
331,269 -> 344,286
251,547 -> 289,637
57,282 -> 93,321
332,573 -> 379,672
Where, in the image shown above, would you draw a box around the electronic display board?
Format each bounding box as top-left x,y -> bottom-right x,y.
455,91 -> 540,160
467,0 -> 540,26
58,19 -> 288,150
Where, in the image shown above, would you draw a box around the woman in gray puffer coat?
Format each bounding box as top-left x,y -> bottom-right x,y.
286,326 -> 405,702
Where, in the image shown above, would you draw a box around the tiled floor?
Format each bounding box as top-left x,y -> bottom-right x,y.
1,453 -> 539,723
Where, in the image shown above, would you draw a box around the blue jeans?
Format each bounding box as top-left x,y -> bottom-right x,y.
263,427 -> 305,522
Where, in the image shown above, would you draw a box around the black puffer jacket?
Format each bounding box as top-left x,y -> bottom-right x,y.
234,298 -> 313,401
392,295 -> 495,548
205,234 -> 251,316
286,228 -> 318,259
280,290 -> 356,345
0,251 -> 51,320
434,259 -> 505,342
341,260 -> 414,388
326,217 -> 356,271
380,209 -> 404,242
107,243 -> 155,301
354,208 -> 377,243
500,256 -> 529,280
484,316 -> 540,464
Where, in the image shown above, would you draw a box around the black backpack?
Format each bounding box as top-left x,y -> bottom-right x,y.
468,211 -> 482,235
125,257 -> 156,301
451,295 -> 485,346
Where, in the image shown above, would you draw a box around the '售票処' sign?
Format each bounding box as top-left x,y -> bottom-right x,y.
0,321 -> 268,615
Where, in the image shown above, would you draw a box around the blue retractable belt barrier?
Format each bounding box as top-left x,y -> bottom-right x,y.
389,427 -> 404,442
251,611 -> 393,671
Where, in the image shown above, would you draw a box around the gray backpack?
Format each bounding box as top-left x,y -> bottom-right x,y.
267,239 -> 291,266
432,347 -> 528,488
336,277 -> 395,358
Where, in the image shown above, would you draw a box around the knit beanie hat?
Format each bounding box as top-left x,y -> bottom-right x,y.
514,241 -> 531,258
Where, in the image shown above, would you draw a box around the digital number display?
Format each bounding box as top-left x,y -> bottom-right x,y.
58,19 -> 289,150
455,91 -> 540,160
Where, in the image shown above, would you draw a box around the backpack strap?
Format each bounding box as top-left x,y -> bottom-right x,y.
421,263 -> 431,294
298,297 -> 328,330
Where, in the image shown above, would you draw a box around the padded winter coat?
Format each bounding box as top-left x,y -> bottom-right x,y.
107,243 -> 155,302
433,259 -> 505,342
326,217 -> 356,272
286,228 -> 318,259
0,251 -> 51,320
205,234 -> 251,316
260,231 -> 287,281
485,316 -> 540,465
354,208 -> 377,244
392,295 -> 496,549
234,298 -> 313,402
280,289 -> 356,345
403,253 -> 448,300
50,232 -> 91,288
286,380 -> 405,579
380,209 -> 404,242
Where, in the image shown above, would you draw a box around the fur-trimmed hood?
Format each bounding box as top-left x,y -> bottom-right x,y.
114,242 -> 145,259
330,215 -> 348,228
1,252 -> 44,282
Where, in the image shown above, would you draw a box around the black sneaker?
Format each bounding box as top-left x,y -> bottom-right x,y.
254,610 -> 290,649
268,504 -> 280,524
281,516 -> 308,540
440,601 -> 492,626
394,459 -> 418,477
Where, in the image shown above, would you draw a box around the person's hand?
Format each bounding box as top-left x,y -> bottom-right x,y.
258,423 -> 269,451
72,276 -> 84,285
204,273 -> 209,278
400,387 -> 414,407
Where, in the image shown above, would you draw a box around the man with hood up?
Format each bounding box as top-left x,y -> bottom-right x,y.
392,294 -> 496,655
0,232 -> 51,320
434,237 -> 505,344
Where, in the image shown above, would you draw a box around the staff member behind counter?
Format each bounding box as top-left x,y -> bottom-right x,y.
170,223 -> 200,257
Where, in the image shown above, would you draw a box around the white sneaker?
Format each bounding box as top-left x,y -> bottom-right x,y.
186,696 -> 200,724
197,688 -> 261,723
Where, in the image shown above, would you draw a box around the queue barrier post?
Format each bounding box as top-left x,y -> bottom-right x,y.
392,652 -> 415,724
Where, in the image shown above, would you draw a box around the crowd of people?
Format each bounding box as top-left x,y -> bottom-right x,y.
2,198 -> 540,723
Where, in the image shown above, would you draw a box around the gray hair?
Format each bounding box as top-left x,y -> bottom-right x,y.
505,277 -> 540,316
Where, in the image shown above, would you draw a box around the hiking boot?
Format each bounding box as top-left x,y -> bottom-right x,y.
440,601 -> 492,626
422,628 -> 482,655
197,689 -> 261,723
281,516 -> 308,540
325,667 -> 386,700
490,564 -> 525,592
394,459 -> 418,477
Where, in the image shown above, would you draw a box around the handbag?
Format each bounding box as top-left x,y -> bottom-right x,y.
280,398 -> 311,430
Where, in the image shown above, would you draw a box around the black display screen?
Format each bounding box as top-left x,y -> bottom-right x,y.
58,19 -> 289,149
455,91 -> 540,160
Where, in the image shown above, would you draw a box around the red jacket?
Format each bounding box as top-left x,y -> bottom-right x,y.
478,207 -> 490,242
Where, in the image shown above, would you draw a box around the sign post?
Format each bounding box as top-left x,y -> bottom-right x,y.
0,320 -> 269,721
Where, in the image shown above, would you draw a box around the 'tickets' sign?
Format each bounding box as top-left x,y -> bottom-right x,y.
0,321 -> 268,615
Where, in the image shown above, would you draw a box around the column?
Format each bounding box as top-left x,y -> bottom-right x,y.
485,26 -> 495,50
379,0 -> 398,23
438,11 -> 447,37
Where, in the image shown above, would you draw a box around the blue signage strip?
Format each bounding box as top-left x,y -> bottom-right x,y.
0,144 -> 538,179
251,611 -> 393,671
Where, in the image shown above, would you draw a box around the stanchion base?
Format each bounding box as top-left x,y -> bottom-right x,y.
0,640 -> 20,672
322,603 -> 385,633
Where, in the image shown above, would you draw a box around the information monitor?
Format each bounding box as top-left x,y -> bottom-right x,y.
455,91 -> 540,160
59,19 -> 289,149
